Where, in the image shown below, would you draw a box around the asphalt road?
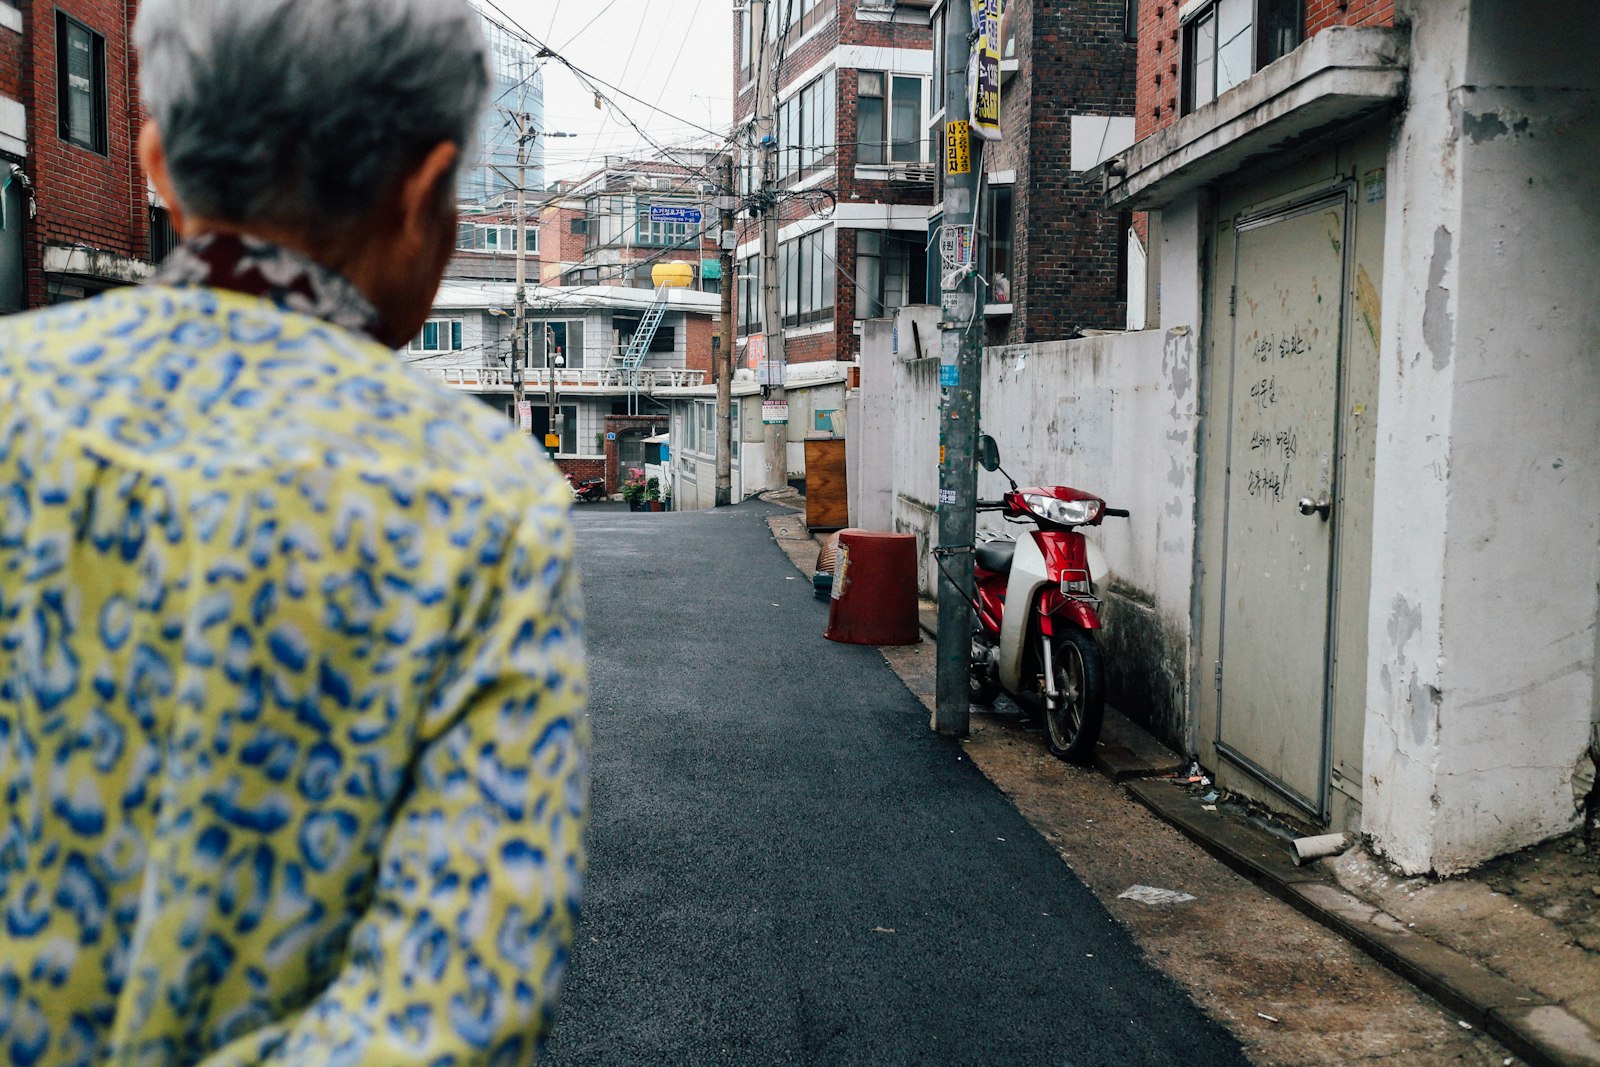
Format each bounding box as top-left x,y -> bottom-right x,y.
543,501 -> 1250,1067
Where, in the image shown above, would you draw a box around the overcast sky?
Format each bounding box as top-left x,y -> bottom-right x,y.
478,0 -> 735,184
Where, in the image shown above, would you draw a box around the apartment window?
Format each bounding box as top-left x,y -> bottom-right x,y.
456,223 -> 539,254
779,229 -> 835,328
411,318 -> 463,353
1182,0 -> 1302,112
57,14 -> 107,154
738,255 -> 762,333
1124,0 -> 1139,41
542,319 -> 585,370
854,231 -> 926,319
983,183 -> 1014,304
635,202 -> 694,248
771,0 -> 835,42
858,72 -> 925,165
777,72 -> 836,181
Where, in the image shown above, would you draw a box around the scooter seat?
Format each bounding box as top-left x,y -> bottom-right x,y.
975,539 -> 1016,574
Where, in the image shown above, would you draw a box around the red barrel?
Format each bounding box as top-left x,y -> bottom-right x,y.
824,529 -> 921,646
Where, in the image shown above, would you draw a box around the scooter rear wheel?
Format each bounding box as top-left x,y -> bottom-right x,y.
1043,628 -> 1104,764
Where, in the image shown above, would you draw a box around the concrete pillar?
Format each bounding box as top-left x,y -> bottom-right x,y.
1364,0 -> 1600,873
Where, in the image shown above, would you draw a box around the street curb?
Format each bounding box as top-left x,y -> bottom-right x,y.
884,572 -> 1596,1064
1124,778 -> 1600,1067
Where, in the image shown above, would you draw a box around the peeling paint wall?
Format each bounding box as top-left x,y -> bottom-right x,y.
871,312 -> 1200,745
1365,0 -> 1600,874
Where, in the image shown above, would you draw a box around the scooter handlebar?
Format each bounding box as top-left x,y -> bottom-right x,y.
976,500 -> 1009,510
1104,507 -> 1131,518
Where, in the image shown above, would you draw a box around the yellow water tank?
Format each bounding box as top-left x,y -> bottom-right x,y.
651,261 -> 695,288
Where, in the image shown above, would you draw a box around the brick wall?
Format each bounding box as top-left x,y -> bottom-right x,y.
683,312 -> 715,375
555,456 -> 607,492
603,415 -> 668,491
28,0 -> 146,305
0,18 -> 24,102
1306,0 -> 1396,33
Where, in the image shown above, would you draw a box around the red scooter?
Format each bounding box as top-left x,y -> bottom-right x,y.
568,475 -> 608,503
967,435 -> 1128,763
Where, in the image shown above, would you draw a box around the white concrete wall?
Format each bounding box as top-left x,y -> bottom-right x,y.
849,318 -> 897,530
1365,0 -> 1600,873
874,303 -> 1201,742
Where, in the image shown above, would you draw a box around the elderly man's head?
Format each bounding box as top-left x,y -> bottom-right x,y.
135,0 -> 491,347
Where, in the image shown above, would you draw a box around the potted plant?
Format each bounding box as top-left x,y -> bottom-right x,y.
622,468 -> 647,511
646,477 -> 664,512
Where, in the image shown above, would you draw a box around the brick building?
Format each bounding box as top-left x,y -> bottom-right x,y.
979,0 -> 1138,342
733,0 -> 938,369
0,0 -> 155,314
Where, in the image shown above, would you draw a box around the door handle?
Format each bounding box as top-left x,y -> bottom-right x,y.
1297,490 -> 1333,521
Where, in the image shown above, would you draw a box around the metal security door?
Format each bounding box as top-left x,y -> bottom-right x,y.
1216,193 -> 1349,816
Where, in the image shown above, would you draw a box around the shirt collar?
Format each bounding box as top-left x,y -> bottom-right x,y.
148,232 -> 385,342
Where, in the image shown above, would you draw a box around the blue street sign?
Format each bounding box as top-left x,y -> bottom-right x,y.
648,205 -> 703,225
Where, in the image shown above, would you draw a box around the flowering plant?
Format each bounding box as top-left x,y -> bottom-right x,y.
621,467 -> 647,506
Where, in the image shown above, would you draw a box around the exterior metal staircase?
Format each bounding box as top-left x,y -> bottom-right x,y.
620,284 -> 671,413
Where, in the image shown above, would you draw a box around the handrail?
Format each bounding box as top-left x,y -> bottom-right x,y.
420,365 -> 706,391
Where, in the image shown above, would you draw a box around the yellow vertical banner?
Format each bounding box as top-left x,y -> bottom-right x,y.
969,0 -> 1003,141
945,121 -> 971,175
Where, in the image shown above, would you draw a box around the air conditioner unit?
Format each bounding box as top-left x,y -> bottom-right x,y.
891,164 -> 935,183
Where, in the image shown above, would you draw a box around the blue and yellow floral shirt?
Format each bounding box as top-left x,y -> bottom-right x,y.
0,236 -> 588,1065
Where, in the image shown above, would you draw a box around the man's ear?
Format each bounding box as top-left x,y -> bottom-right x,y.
397,141 -> 460,249
138,123 -> 188,235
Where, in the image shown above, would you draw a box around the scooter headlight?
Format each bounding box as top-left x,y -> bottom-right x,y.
1023,493 -> 1102,526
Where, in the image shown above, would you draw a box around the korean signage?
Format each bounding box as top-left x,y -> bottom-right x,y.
969,0 -> 1003,141
516,400 -> 532,433
762,400 -> 789,425
745,332 -> 765,372
945,121 -> 971,175
648,204 -> 703,224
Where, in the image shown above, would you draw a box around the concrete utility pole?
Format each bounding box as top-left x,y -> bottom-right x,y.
505,108 -> 533,440
716,152 -> 736,507
933,4 -> 983,736
752,0 -> 787,492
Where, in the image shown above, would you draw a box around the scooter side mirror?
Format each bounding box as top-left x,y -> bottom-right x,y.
977,435 -> 1002,472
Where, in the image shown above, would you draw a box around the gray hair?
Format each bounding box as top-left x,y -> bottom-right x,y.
136,0 -> 490,229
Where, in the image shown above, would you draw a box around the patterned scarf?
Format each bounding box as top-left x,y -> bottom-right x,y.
149,232 -> 385,342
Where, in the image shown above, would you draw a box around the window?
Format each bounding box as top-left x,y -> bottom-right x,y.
777,72 -> 836,182
778,229 -> 835,328
983,183 -> 1014,304
410,318 -> 463,353
635,202 -> 695,248
738,255 -> 762,334
858,72 -> 925,165
542,319 -> 585,370
1182,0 -> 1302,112
770,0 -> 834,43
1124,0 -> 1139,41
854,231 -> 926,319
456,223 -> 539,254
57,14 -> 107,154
617,319 -> 677,354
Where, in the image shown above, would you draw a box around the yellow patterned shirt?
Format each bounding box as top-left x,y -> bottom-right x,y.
0,255 -> 588,1065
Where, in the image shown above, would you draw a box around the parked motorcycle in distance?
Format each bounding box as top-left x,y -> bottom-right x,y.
568,475 -> 608,503
966,434 -> 1129,763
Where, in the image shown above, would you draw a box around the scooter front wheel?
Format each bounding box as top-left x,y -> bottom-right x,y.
1043,628 -> 1104,764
